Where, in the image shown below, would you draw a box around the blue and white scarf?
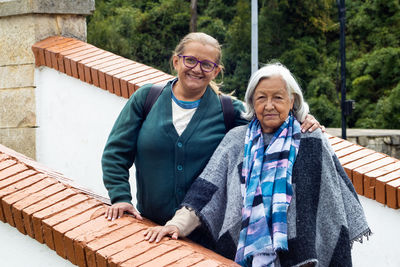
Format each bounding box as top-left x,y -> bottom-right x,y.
235,114 -> 301,266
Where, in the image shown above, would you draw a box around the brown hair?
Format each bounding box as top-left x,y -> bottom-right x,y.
172,32 -> 224,94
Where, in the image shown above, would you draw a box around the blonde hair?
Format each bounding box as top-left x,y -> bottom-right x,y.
172,32 -> 224,94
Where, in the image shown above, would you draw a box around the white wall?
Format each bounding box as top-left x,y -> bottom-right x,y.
0,221 -> 74,267
35,67 -> 136,202
33,67 -> 400,266
352,196 -> 400,267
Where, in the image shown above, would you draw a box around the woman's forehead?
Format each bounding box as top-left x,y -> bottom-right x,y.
182,41 -> 219,59
255,77 -> 287,92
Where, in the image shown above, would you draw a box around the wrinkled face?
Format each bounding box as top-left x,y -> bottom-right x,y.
253,76 -> 294,133
172,41 -> 221,95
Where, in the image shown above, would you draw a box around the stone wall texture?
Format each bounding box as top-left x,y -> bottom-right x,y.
0,0 -> 94,159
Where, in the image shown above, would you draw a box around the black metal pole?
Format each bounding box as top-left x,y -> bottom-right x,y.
338,0 -> 347,139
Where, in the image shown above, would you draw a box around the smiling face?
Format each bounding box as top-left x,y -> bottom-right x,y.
172,41 -> 221,100
253,76 -> 294,133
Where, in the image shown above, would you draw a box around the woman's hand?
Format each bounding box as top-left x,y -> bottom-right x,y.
105,202 -> 143,221
143,225 -> 180,243
301,114 -> 326,133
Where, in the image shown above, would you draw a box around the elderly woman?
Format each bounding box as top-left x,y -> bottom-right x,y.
145,63 -> 370,266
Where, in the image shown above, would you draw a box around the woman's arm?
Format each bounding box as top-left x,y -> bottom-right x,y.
102,84 -> 152,220
144,207 -> 201,242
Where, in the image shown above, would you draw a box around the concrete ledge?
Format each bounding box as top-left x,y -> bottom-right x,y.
0,0 -> 95,17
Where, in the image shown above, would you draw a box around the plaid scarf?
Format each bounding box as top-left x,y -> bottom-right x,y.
235,114 -> 301,266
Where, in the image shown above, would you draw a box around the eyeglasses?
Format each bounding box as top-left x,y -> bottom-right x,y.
178,55 -> 218,72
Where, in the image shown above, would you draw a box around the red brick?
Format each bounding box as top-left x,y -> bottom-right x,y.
363,161 -> 400,199
114,64 -> 151,80
32,193 -> 89,243
115,241 -> 181,267
123,68 -> 160,83
135,74 -> 172,90
62,46 -> 98,76
1,169 -> 37,194
0,163 -> 29,181
331,140 -> 354,151
0,172 -> 45,223
84,223 -> 146,267
22,187 -> 75,237
127,72 -> 170,95
81,54 -> 119,84
56,42 -> 88,72
141,247 -> 194,267
117,65 -> 152,94
2,177 -> 56,226
65,214 -> 132,265
53,206 -> 106,258
77,52 -> 114,83
335,145 -> 364,158
352,157 -> 396,197
95,229 -> 150,267
89,57 -> 127,88
12,183 -> 67,234
375,170 -> 400,204
42,198 -> 102,250
0,153 -> 10,161
102,60 -> 136,74
342,153 -> 385,181
169,253 -> 205,267
66,49 -> 105,79
328,136 -> 343,146
386,179 -> 400,209
125,69 -> 164,86
0,159 -> 16,171
45,39 -> 78,69
43,39 -> 76,68
191,259 -> 222,267
32,36 -> 66,66
398,187 -> 400,209
338,148 -> 375,166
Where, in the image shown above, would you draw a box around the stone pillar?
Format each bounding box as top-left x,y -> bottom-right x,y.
0,0 -> 94,159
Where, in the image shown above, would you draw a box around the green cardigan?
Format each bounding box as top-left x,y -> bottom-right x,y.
102,79 -> 248,224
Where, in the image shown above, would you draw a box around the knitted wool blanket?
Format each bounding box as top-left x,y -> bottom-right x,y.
182,125 -> 370,266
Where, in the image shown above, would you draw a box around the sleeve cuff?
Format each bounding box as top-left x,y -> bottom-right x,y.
165,206 -> 201,237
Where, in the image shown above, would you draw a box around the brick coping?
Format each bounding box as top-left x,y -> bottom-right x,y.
0,143 -> 238,267
31,36 -> 174,99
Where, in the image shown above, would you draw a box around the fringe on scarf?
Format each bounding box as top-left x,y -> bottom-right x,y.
350,228 -> 373,248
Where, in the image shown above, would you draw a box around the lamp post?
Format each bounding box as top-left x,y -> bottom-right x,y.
251,0 -> 258,74
338,0 -> 354,139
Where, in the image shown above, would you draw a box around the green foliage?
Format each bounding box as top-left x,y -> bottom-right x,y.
88,0 -> 190,72
87,0 -> 400,129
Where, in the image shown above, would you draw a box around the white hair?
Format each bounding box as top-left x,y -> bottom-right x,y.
242,63 -> 309,122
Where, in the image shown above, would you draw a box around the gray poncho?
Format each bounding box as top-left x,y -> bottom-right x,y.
182,125 -> 370,266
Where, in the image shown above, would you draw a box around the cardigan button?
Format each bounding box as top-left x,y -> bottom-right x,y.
177,142 -> 183,148
177,165 -> 183,171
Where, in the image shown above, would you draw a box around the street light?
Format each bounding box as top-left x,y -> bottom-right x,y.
337,0 -> 355,139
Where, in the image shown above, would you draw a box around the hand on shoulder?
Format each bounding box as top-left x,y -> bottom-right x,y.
301,114 -> 326,133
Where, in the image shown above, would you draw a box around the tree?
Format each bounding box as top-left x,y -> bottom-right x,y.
87,0 -> 400,129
